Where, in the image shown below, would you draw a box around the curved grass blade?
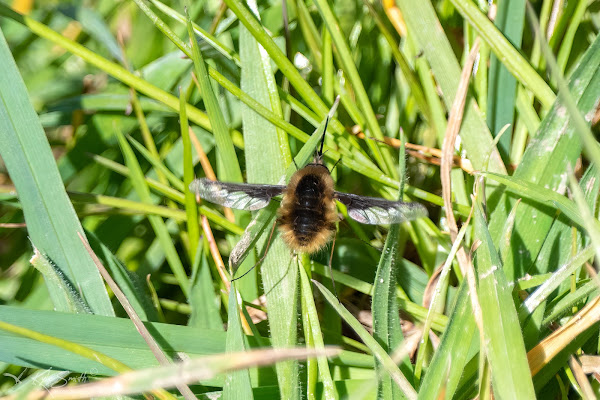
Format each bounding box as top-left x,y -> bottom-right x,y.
114,127 -> 190,298
186,11 -> 242,184
313,280 -> 417,400
0,28 -> 114,316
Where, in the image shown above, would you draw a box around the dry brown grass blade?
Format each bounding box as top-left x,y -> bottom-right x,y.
439,39 -> 485,343
351,131 -> 474,173
528,295 -> 600,376
200,215 -> 231,291
569,356 -> 595,399
2,347 -> 340,400
441,38 -> 479,246
580,355 -> 600,384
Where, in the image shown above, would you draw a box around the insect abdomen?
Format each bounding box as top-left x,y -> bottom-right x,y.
278,166 -> 337,253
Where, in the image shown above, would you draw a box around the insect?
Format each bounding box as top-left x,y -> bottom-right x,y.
189,121 -> 428,257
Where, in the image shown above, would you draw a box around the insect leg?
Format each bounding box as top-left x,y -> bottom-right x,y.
328,229 -> 340,303
231,220 -> 278,282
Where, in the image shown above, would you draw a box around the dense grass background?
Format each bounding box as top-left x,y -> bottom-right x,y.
0,0 -> 599,398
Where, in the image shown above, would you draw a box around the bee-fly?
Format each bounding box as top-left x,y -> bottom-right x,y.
189,121 -> 428,258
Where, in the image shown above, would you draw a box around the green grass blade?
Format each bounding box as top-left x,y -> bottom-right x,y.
0,305 -> 269,386
188,243 -> 224,330
372,219 -> 406,399
372,142 -> 409,398
314,280 -> 417,399
519,245 -> 594,321
487,33 -> 600,282
223,286 -> 254,400
486,0 -> 526,159
417,281 -> 477,399
149,0 -> 241,66
396,0 -> 506,174
221,0 -> 329,118
186,12 -> 242,183
114,127 -> 190,298
238,2 -> 297,394
0,28 -> 113,316
480,172 -> 583,226
0,319 -> 131,373
299,265 -> 338,400
29,250 -> 91,314
473,202 -> 536,398
89,155 -> 243,235
450,0 -> 555,108
87,231 -> 159,322
125,134 -> 185,192
313,0 -> 397,177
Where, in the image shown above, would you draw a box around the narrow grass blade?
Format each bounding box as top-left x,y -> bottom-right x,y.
313,0 -> 397,177
238,2 -> 297,395
89,155 -> 243,235
450,0 -> 555,107
395,0 -> 506,174
86,231 -> 159,322
149,0 -> 241,66
188,243 -> 224,330
486,0 -> 526,159
223,286 -> 253,400
313,280 -> 417,399
0,319 -> 131,373
299,265 -> 338,400
372,140 -> 410,398
29,249 -> 91,314
473,203 -> 536,398
0,5 -> 212,131
221,0 -> 329,119
114,127 -> 190,298
0,28 -> 113,315
372,219 -> 406,399
481,172 -> 583,226
186,12 -> 242,183
417,281 -> 477,399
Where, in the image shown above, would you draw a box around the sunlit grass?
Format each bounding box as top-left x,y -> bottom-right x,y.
0,0 -> 599,398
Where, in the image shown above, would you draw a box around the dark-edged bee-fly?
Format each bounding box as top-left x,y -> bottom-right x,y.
189,121 -> 428,257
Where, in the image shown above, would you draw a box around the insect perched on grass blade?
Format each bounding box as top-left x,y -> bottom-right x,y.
189,120 -> 428,258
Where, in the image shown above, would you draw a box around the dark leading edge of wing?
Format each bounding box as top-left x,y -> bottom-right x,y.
334,192 -> 428,224
189,178 -> 286,211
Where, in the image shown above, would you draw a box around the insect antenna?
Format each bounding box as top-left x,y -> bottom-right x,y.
315,115 -> 330,163
331,157 -> 343,172
231,220 -> 278,282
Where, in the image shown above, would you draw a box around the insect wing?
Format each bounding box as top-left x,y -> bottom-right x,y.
190,178 -> 285,211
335,192 -> 428,224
